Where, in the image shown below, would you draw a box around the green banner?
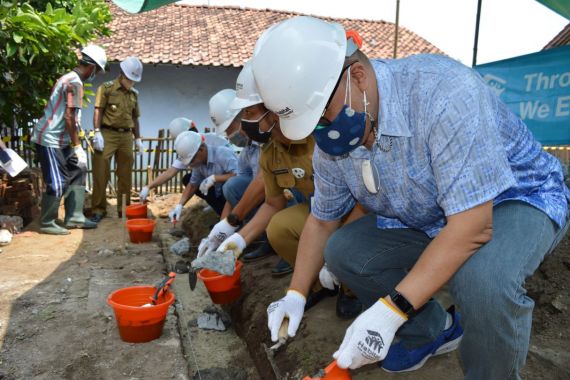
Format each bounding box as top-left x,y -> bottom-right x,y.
112,0 -> 178,14
536,0 -> 570,19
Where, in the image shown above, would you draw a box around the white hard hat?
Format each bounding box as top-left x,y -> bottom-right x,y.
209,89 -> 240,135
169,117 -> 194,139
230,60 -> 263,110
81,45 -> 107,73
252,16 -> 347,141
174,131 -> 204,165
120,56 -> 143,82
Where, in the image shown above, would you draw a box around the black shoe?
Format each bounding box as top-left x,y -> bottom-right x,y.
242,241 -> 274,262
336,290 -> 363,319
271,259 -> 293,277
304,286 -> 339,311
90,214 -> 105,223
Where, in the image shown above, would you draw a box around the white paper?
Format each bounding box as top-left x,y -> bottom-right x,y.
0,149 -> 28,177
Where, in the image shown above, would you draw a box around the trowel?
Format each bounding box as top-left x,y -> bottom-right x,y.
263,318 -> 290,379
302,360 -> 351,380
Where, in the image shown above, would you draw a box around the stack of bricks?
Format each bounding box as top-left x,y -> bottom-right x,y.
0,168 -> 42,226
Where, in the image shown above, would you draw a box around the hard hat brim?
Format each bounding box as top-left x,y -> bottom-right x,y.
214,109 -> 240,134
279,106 -> 322,141
230,96 -> 263,111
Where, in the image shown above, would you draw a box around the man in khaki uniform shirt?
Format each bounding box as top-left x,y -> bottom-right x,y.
215,103 -> 365,316
91,57 -> 144,222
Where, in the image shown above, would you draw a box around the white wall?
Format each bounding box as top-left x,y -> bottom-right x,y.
81,63 -> 241,138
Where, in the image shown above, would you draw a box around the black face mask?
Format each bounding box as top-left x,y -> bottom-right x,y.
240,120 -> 272,143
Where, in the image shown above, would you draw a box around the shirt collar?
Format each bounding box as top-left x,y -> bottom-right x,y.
372,59 -> 412,138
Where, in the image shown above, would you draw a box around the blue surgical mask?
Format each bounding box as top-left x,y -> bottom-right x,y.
313,70 -> 370,156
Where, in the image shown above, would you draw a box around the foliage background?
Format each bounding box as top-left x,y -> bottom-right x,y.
0,0 -> 111,134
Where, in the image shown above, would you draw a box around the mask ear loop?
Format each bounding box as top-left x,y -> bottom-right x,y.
345,69 -> 356,117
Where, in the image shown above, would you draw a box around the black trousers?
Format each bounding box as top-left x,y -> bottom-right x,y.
182,173 -> 226,216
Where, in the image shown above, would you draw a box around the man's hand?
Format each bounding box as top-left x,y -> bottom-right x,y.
74,145 -> 87,168
169,204 -> 183,223
198,219 -> 239,257
319,264 -> 340,290
218,232 -> 246,259
93,130 -> 104,151
139,186 -> 149,202
333,299 -> 407,369
135,138 -> 145,156
267,290 -> 306,341
199,175 -> 216,195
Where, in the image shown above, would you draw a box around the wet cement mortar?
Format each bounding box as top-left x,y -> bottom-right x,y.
159,194 -> 570,380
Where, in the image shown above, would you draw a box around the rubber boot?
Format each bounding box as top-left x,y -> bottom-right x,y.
64,186 -> 97,229
40,193 -> 70,235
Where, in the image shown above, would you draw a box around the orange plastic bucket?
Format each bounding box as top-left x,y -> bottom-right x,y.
197,261 -> 243,304
107,286 -> 175,343
126,203 -> 148,219
126,218 -> 156,243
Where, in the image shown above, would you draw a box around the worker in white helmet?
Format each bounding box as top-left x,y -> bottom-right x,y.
198,63 -> 270,262
31,44 -> 107,234
90,56 -> 145,222
168,129 -> 238,222
255,16 -> 570,377
138,117 -> 226,202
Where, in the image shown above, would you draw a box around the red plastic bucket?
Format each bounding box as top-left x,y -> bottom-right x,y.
107,286 -> 175,343
126,218 -> 156,243
198,261 -> 243,304
126,203 -> 148,219
302,360 -> 351,380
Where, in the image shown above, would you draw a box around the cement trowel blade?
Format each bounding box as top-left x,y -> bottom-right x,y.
189,269 -> 197,291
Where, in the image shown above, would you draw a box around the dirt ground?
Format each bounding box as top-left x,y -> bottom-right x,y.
1,193 -> 569,379
0,200 -> 188,380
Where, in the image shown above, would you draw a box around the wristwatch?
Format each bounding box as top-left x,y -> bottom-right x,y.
227,212 -> 242,227
389,290 -> 416,317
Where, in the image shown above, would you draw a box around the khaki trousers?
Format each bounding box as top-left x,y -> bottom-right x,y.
91,128 -> 134,215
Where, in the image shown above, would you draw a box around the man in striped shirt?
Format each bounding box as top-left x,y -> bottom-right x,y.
31,45 -> 107,235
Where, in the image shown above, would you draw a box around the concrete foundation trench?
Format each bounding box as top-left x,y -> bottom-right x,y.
155,197 -> 570,380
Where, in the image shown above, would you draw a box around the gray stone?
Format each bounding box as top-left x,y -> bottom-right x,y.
170,238 -> 190,256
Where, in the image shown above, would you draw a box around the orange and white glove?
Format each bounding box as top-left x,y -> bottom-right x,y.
334,298 -> 407,369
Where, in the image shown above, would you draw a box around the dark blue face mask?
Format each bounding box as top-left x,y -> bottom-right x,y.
313,69 -> 370,156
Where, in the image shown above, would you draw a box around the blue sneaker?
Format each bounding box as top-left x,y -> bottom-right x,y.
380,306 -> 463,373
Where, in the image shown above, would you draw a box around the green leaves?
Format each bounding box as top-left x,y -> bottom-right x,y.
0,0 -> 112,134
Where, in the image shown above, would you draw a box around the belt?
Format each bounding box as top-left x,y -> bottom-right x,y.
101,125 -> 132,133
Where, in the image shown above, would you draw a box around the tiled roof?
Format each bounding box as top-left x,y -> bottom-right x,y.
543,23 -> 570,49
98,3 -> 444,66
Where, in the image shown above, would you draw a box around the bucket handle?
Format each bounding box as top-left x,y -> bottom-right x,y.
150,272 -> 176,305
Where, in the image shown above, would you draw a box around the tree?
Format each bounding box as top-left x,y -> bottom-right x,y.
0,0 -> 111,136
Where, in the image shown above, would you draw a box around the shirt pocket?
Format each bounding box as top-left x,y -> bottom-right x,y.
275,172 -> 296,189
106,95 -> 122,115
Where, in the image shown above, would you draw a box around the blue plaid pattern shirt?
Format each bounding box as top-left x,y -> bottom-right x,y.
312,55 -> 570,238
237,142 -> 261,177
190,145 -> 238,197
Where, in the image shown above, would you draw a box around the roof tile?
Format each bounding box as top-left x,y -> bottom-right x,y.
99,3 -> 444,66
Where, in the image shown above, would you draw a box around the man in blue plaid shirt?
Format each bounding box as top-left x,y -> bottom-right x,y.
255,17 -> 570,379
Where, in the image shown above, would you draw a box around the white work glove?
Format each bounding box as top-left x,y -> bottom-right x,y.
333,299 -> 407,370
218,232 -> 246,258
199,175 -> 216,195
198,219 -> 239,257
139,186 -> 149,202
93,130 -> 104,151
267,290 -> 306,342
135,138 -> 145,156
168,204 -> 183,223
74,145 -> 87,168
319,263 -> 340,290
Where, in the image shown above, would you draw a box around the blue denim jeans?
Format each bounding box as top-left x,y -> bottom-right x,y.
324,201 -> 569,380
